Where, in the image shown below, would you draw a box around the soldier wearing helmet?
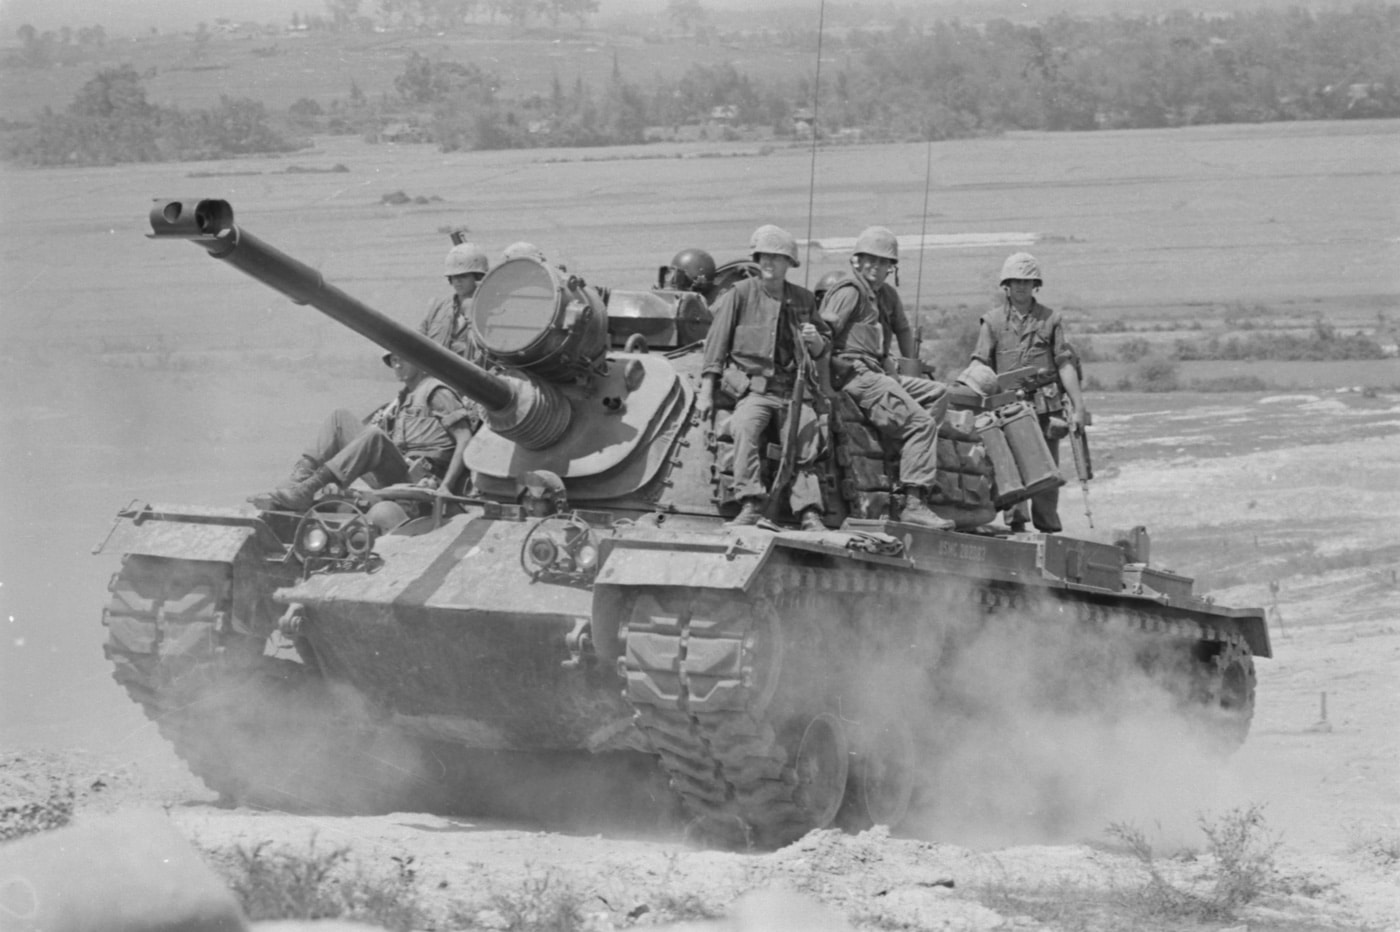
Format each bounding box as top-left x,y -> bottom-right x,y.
972,252 -> 1087,533
819,226 -> 953,530
419,240 -> 490,446
420,241 -> 489,364
658,248 -> 718,299
813,269 -> 847,307
698,224 -> 831,530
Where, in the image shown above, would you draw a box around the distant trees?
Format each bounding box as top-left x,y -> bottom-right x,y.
346,0 -> 595,31
5,66 -> 298,166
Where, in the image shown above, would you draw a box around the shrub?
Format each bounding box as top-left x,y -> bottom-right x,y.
1200,804 -> 1279,911
1131,354 -> 1180,392
1118,336 -> 1152,362
215,838 -> 424,931
1107,805 -> 1279,922
487,867 -> 586,931
1191,374 -> 1269,392
0,769 -> 74,842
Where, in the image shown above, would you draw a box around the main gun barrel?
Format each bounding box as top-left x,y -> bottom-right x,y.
149,199 -> 571,448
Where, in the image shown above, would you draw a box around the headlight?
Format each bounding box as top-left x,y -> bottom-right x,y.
528,537 -> 559,567
302,526 -> 329,554
574,543 -> 599,570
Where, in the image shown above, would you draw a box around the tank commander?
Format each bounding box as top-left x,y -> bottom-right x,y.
696,224 -> 830,531
820,226 -> 954,530
658,248 -> 718,299
249,353 -> 474,511
421,241 -> 489,364
971,252 -> 1088,533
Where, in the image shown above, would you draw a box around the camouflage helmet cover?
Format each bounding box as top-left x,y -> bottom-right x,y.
444,242 -> 489,276
957,360 -> 1001,396
998,252 -> 1043,287
853,225 -> 899,263
501,241 -> 548,264
749,224 -> 800,267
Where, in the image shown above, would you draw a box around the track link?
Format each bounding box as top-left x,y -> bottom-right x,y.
102,555 -> 448,813
620,562 -> 1256,847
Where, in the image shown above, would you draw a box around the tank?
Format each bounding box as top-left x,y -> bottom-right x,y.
96,199 -> 1270,846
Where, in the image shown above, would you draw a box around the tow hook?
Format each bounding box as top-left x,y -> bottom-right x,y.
562,617 -> 592,670
278,602 -> 307,638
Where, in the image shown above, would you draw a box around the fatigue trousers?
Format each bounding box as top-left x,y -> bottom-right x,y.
841,370 -> 941,490
1006,413 -> 1062,532
304,409 -> 415,489
729,391 -> 824,514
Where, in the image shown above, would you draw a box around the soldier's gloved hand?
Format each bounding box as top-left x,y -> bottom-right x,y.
800,322 -> 823,353
415,475 -> 441,490
695,385 -> 714,417
1069,405 -> 1087,430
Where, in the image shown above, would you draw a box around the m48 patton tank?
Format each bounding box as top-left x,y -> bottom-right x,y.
97,199 -> 1269,847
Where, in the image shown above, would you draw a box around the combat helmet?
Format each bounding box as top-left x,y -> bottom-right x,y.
998,252 -> 1042,287
853,226 -> 899,263
445,242 -> 489,277
957,360 -> 1001,397
749,224 -> 800,267
814,269 -> 848,304
666,248 -> 717,292
501,241 -> 548,264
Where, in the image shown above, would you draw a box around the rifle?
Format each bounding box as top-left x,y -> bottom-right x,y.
765,320 -> 816,521
1062,392 -> 1094,527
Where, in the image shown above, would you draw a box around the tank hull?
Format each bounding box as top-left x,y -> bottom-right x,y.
100,503 -> 1263,843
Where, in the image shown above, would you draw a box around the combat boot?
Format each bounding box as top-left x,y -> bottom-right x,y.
728,498 -> 763,527
898,493 -> 955,531
249,466 -> 335,512
288,455 -> 320,484
799,508 -> 826,532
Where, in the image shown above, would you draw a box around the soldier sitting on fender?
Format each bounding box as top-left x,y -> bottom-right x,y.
696,225 -> 830,531
971,252 -> 1088,533
249,353 -> 474,512
820,226 -> 954,530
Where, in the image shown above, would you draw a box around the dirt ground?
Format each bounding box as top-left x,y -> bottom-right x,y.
3,390 -> 1397,931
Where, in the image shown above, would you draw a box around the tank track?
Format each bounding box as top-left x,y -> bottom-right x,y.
103,555 -> 451,813
621,561 -> 1255,848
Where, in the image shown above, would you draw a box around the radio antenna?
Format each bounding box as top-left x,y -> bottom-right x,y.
912,132 -> 934,329
801,0 -> 827,286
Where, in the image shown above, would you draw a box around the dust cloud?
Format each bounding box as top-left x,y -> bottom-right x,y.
838,584 -> 1238,850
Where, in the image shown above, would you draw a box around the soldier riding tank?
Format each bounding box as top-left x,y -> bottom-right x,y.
96,199 -> 1269,847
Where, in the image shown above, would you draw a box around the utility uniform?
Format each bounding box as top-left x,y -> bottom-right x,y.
701,277 -> 829,514
306,377 -> 471,489
419,293 -> 486,428
821,275 -> 945,491
972,297 -> 1074,531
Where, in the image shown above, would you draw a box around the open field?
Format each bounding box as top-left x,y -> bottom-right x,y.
1,121 -> 1398,929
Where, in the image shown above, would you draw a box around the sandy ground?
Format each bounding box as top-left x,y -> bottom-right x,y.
3,390 -> 1398,931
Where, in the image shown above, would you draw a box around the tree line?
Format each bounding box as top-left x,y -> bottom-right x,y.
5,4 -> 1398,166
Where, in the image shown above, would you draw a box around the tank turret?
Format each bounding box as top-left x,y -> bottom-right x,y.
149,198 -> 571,449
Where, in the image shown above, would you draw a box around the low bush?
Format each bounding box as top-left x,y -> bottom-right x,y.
212,838 -> 424,931
1191,374 -> 1270,392
0,768 -> 74,842
1107,804 -> 1279,922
